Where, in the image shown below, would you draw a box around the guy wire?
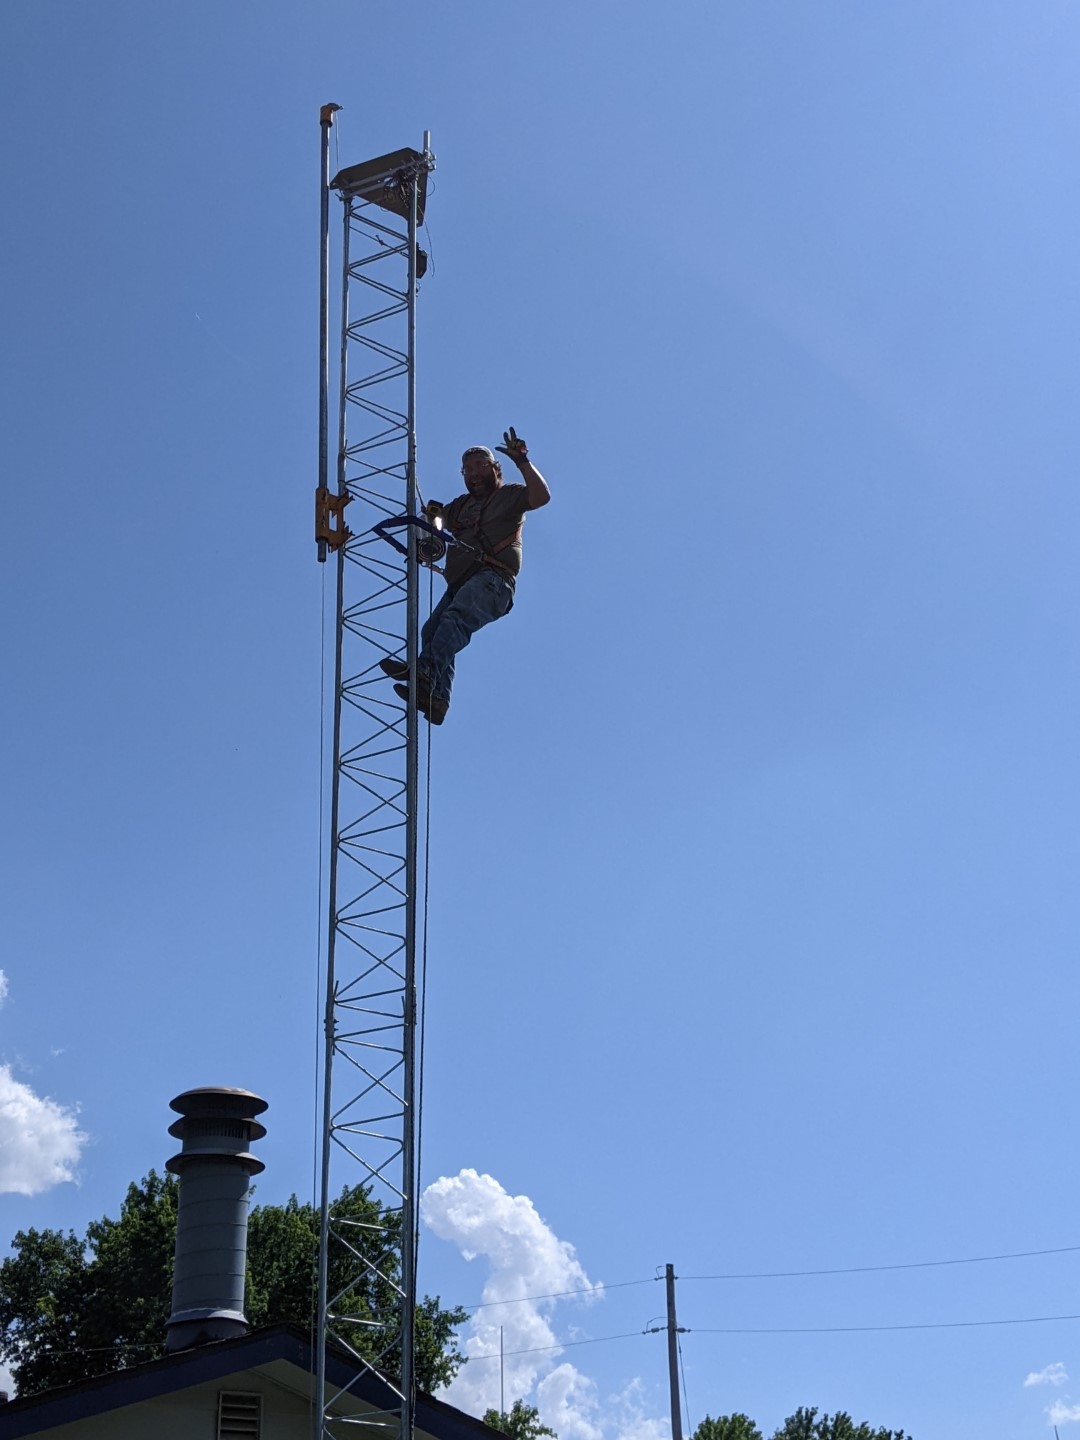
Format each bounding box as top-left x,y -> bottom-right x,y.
677,1331 -> 691,1437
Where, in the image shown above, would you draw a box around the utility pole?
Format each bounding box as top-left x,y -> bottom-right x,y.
665,1263 -> 683,1440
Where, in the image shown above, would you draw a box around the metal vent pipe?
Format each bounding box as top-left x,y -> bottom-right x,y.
165,1086 -> 268,1352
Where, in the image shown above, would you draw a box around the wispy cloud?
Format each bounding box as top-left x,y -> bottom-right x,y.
0,971 -> 9,1008
0,1064 -> 85,1194
537,1364 -> 603,1440
422,1169 -> 664,1440
1048,1401 -> 1080,1425
603,1379 -> 670,1440
1026,1362 -> 1068,1388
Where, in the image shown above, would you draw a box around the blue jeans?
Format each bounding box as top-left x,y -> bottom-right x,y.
421,568 -> 515,703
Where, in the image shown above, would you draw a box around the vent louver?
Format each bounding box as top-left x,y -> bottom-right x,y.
218,1390 -> 262,1438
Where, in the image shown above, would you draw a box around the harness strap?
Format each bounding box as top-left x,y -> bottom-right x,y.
488,526 -> 522,554
443,493 -> 524,578
479,524 -> 523,574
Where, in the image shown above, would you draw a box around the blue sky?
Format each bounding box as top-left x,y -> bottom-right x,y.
2,2 -> 1080,1436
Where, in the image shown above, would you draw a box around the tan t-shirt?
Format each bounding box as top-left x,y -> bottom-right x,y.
442,483 -> 531,586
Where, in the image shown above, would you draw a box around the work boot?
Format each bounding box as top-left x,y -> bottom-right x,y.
378,656 -> 411,681
393,682 -> 448,726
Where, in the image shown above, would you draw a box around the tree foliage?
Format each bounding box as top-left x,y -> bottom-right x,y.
483,1399 -> 558,1440
770,1407 -> 909,1440
0,1170 -> 177,1396
692,1411 -> 908,1440
0,1171 -> 467,1398
692,1415 -> 764,1440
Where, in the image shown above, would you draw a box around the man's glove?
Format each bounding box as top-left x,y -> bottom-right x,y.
495,426 -> 529,466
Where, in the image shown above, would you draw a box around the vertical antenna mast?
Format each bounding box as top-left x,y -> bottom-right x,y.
315,112 -> 435,1440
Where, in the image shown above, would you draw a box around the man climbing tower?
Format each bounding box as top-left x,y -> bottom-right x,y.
379,427 -> 551,724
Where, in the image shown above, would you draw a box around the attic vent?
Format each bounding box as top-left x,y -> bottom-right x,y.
218,1391 -> 262,1438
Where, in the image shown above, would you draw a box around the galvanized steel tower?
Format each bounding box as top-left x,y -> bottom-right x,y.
315,106 -> 435,1440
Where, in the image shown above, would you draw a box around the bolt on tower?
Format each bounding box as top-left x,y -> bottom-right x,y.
315,107 -> 435,1440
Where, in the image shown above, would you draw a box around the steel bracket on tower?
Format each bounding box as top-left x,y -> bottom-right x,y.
315,487 -> 353,551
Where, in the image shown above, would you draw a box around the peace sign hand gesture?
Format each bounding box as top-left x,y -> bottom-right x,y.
495,426 -> 529,467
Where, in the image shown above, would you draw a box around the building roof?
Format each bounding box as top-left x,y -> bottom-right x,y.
0,1323 -> 500,1440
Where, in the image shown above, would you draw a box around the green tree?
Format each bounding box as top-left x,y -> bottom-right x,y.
772,1407 -> 909,1440
0,1171 -> 467,1398
245,1186 -> 468,1393
0,1171 -> 179,1396
0,1227 -> 96,1397
692,1415 -> 764,1440
83,1168 -> 180,1370
483,1399 -> 558,1440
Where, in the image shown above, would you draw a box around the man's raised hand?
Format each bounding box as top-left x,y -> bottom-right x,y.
495,426 -> 528,466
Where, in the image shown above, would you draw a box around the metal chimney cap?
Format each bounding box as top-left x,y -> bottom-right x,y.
169,1086 -> 268,1118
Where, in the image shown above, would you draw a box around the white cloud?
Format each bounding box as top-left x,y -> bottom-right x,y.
1048,1401 -> 1080,1425
605,1379 -> 671,1440
1026,1363 -> 1068,1388
0,971 -> 9,1007
0,1064 -> 85,1194
421,1169 -> 599,1417
537,1364 -> 603,1440
422,1170 -> 665,1440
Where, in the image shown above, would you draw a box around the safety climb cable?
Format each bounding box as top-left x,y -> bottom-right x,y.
310,558 -> 331,1379
415,558 -> 435,1266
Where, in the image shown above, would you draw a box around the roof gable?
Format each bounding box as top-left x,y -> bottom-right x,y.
0,1325 -> 502,1440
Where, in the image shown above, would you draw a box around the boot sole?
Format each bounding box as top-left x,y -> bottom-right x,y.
392,683 -> 448,725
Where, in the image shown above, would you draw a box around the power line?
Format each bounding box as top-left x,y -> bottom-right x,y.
454,1243 -> 1080,1313
466,1332 -> 647,1359
43,1307 -> 1080,1369
461,1278 -> 656,1312
676,1331 -> 692,1438
691,1312 -> 1080,1334
682,1244 -> 1080,1281
461,1309 -> 1080,1360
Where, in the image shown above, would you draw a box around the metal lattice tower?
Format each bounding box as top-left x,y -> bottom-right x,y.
315,108 -> 435,1440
